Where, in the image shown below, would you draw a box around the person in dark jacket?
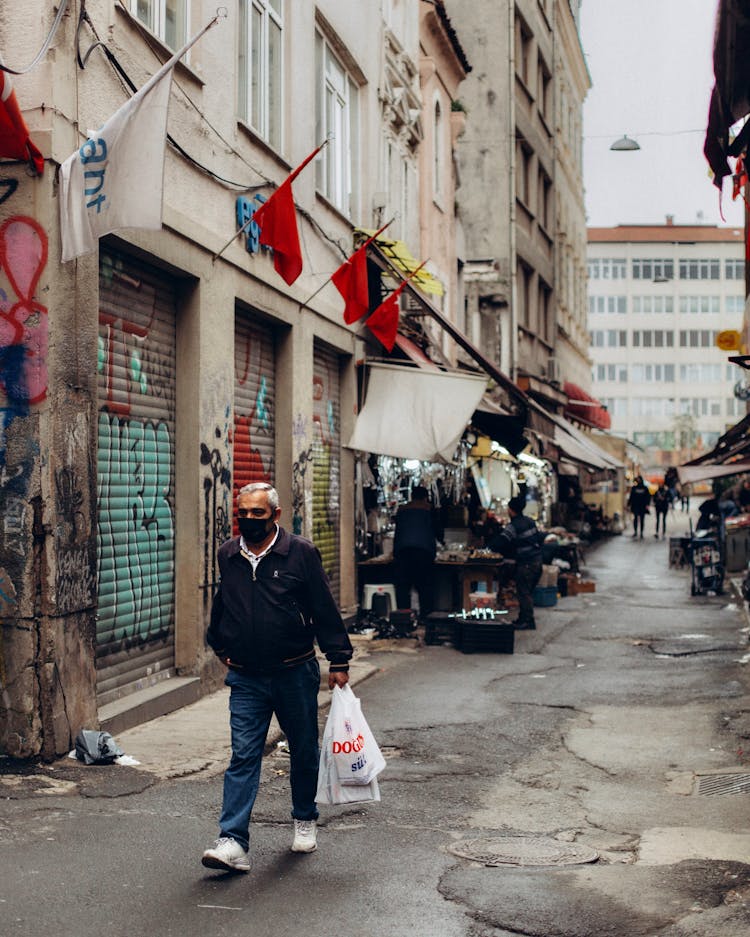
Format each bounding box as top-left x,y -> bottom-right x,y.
487,495 -> 544,630
652,483 -> 673,539
202,482 -> 353,873
627,475 -> 651,539
393,485 -> 441,619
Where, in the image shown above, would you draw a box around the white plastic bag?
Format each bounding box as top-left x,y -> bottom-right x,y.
329,684 -> 386,785
316,685 -> 386,805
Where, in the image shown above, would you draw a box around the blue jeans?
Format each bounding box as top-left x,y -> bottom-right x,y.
219,659 -> 321,851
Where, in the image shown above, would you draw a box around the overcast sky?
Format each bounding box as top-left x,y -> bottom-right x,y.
581,0 -> 744,230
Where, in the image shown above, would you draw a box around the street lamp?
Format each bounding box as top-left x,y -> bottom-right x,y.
610,135 -> 641,151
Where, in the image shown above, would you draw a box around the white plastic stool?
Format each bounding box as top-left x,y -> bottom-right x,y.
362,583 -> 398,611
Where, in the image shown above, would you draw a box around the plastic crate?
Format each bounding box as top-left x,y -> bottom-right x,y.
457,621 -> 515,654
423,612 -> 460,646
532,585 -> 558,607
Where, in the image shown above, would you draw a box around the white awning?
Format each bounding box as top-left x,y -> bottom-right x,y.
347,362 -> 487,462
677,460 -> 750,485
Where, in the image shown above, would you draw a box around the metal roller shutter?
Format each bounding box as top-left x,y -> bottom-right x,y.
312,342 -> 341,602
233,312 -> 275,531
96,250 -> 177,705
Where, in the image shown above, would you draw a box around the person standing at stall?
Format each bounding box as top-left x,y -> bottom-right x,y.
652,483 -> 672,539
393,485 -> 441,620
627,475 -> 651,539
487,495 -> 544,630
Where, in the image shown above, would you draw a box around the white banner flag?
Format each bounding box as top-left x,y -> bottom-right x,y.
59,15 -> 222,262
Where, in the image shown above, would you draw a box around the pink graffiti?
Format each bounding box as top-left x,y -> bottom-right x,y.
0,216 -> 49,404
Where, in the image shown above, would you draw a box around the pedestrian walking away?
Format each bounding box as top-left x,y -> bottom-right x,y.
487,495 -> 544,630
652,483 -> 672,539
202,482 -> 353,873
627,475 -> 651,539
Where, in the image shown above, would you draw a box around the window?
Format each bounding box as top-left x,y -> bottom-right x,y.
632,330 -> 674,348
516,140 -> 532,206
238,0 -> 282,151
537,168 -> 552,231
678,296 -> 720,314
316,32 -> 359,216
631,398 -> 675,417
679,258 -> 720,280
596,364 -> 628,382
728,397 -> 745,417
678,330 -> 718,348
725,259 -> 745,280
515,15 -> 533,88
433,100 -> 443,201
601,397 -> 628,417
130,0 -> 187,49
538,57 -> 552,124
589,295 -> 626,314
633,295 -> 673,313
632,259 -> 674,280
679,363 -> 722,382
726,295 -> 745,315
588,258 -> 627,280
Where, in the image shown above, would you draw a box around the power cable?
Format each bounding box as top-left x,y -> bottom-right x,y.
0,0 -> 70,75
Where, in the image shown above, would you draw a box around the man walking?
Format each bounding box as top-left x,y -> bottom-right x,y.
652,483 -> 672,539
627,475 -> 651,539
488,495 -> 544,630
202,482 -> 352,873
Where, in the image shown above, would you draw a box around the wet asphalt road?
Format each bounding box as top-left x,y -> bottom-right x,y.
2,519 -> 750,937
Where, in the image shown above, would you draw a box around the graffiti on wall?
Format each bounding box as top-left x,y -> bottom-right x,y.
311,363 -> 340,586
233,324 -> 273,531
200,415 -> 232,599
0,215 -> 49,464
54,464 -> 95,615
96,412 -> 175,645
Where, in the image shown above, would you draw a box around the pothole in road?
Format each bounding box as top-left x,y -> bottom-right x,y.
448,834 -> 599,867
648,635 -> 743,656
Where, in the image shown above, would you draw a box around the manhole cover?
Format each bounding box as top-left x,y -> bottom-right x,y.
649,637 -> 740,656
697,772 -> 750,796
448,835 -> 599,867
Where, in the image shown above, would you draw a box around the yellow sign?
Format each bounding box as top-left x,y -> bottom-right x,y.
716,329 -> 742,351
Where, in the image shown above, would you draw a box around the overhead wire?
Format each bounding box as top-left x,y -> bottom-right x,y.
0,0 -> 70,75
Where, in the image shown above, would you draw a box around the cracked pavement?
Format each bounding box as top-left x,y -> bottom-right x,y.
1,527 -> 750,936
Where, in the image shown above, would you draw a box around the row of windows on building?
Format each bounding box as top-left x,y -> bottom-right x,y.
631,430 -> 722,450
589,295 -> 745,315
594,363 -> 740,383
599,397 -> 745,419
590,329 -> 723,348
588,258 -> 745,281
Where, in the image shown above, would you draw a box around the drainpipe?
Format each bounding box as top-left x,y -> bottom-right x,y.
508,4 -> 519,383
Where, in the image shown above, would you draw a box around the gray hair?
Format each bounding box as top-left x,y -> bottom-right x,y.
239,482 -> 279,511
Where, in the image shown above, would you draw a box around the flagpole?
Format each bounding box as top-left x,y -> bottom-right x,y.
298,217 -> 395,311
132,8 -> 226,103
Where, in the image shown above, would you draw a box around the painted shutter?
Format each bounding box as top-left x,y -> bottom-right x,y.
96,250 -> 177,705
312,342 -> 341,602
233,312 -> 275,529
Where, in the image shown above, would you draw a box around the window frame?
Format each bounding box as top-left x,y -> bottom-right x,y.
315,30 -> 360,218
238,0 -> 283,152
130,0 -> 189,50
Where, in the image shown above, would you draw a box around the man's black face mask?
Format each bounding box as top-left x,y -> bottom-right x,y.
239,516 -> 274,543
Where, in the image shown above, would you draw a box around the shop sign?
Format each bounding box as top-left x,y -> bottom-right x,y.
235,194 -> 268,254
716,329 -> 742,351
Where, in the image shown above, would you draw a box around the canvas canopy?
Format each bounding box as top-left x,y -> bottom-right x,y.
346,362 -> 487,463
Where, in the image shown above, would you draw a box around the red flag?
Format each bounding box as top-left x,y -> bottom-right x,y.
332,243 -> 369,324
251,178 -> 301,285
331,221 -> 390,324
366,288 -> 401,351
366,260 -> 427,351
251,143 -> 325,286
0,71 -> 43,175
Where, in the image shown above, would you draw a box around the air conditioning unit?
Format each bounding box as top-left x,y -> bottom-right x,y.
547,356 -> 561,384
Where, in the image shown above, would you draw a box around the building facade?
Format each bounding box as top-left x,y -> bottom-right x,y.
588,222 -> 746,468
0,1 -> 473,758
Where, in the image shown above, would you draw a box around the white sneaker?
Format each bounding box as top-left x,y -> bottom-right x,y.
291,819 -> 317,853
201,836 -> 250,872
